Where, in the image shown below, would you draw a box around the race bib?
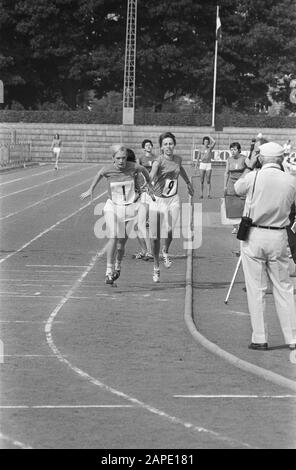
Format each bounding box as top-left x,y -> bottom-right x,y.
162,178 -> 178,197
110,180 -> 136,205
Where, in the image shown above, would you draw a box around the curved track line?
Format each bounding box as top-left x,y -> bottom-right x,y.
184,230 -> 296,394
0,432 -> 32,449
44,250 -> 254,449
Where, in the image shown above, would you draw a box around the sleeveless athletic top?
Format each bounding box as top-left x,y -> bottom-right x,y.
101,161 -> 144,205
52,138 -> 62,148
138,153 -> 157,171
225,155 -> 247,196
199,146 -> 214,163
153,155 -> 182,198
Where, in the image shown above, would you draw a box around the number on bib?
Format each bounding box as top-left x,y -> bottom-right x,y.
162,178 -> 177,197
110,180 -> 136,204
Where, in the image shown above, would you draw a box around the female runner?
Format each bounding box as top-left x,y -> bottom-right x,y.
80,144 -> 154,285
149,132 -> 194,282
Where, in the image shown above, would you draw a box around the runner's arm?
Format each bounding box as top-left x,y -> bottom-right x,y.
224,160 -> 229,195
138,165 -> 155,200
194,151 -> 201,171
149,160 -> 160,182
80,169 -> 104,200
180,166 -> 194,197
209,135 -> 216,150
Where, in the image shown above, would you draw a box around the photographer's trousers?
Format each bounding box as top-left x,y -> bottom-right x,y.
241,227 -> 296,345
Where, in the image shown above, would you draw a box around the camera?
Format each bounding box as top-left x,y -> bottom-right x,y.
237,216 -> 253,241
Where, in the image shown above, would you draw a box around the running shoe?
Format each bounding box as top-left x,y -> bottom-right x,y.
161,249 -> 172,268
152,268 -> 160,283
143,252 -> 154,261
105,273 -> 114,285
112,269 -> 121,281
133,251 -> 146,259
231,227 -> 238,234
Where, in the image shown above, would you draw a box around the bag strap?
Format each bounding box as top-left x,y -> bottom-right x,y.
246,170 -> 259,217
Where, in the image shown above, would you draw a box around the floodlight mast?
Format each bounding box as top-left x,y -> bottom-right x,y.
122,0 -> 137,125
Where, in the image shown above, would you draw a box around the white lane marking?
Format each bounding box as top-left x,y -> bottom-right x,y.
0,321 -> 65,323
26,265 -> 88,268
185,250 -> 296,394
3,355 -> 61,357
0,294 -> 102,299
174,394 -> 296,399
0,279 -> 80,282
0,405 -> 134,409
0,177 -> 92,220
0,166 -> 71,186
0,432 -> 32,449
0,165 -> 96,199
26,264 -> 87,272
223,310 -> 250,317
44,252 -> 254,450
0,291 -> 29,295
1,270 -> 88,274
0,191 -> 107,265
0,284 -> 73,289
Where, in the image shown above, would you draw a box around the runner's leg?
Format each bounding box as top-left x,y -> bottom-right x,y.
206,169 -> 212,198
200,169 -> 205,198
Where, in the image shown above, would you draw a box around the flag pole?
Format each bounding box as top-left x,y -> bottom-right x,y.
211,5 -> 219,128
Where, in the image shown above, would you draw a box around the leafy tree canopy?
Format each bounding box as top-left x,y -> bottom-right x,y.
0,0 -> 295,111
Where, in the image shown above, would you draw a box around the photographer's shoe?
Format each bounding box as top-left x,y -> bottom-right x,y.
248,342 -> 268,351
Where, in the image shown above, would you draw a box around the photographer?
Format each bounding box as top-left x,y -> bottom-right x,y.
234,142 -> 296,351
245,133 -> 268,171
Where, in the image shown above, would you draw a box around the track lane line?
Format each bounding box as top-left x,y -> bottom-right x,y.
0,166 -> 73,186
174,394 -> 296,399
0,405 -> 134,409
44,249 -> 255,449
184,199 -> 296,394
0,177 -> 93,221
0,432 -> 32,449
0,191 -> 106,265
0,164 -> 97,199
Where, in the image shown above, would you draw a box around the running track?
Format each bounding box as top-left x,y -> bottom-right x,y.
0,163 -> 295,449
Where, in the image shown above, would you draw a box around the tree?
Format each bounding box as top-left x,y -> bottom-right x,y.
0,0 -> 127,108
0,0 -> 295,111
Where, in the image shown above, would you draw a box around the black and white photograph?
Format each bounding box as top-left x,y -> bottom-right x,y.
0,0 -> 296,453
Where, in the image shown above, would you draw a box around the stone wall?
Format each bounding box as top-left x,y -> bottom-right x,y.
0,122 -> 295,163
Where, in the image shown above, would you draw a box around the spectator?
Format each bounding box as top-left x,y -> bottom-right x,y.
223,142 -> 247,234
234,142 -> 296,351
51,133 -> 62,170
194,135 -> 216,198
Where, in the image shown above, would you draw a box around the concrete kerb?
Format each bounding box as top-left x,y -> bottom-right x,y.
184,182 -> 296,394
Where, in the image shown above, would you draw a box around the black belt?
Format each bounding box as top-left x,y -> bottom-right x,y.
251,224 -> 287,230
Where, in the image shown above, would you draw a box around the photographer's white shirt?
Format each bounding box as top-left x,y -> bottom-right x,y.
234,163 -> 296,227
